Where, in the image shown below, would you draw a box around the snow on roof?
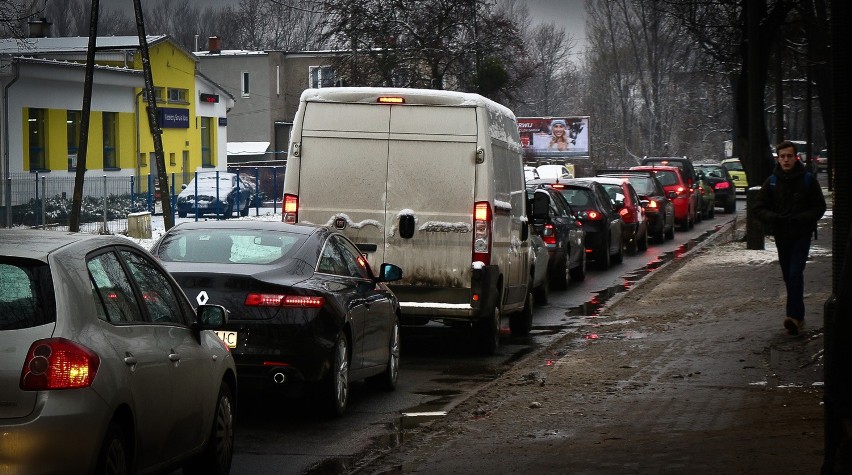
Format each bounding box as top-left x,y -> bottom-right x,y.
227,142 -> 270,156
0,35 -> 168,55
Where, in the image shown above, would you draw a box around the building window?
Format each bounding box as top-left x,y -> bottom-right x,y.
28,108 -> 47,171
143,87 -> 166,103
103,112 -> 118,169
309,66 -> 336,88
241,71 -> 250,97
167,88 -> 188,103
169,152 -> 176,166
201,117 -> 212,166
67,110 -> 81,171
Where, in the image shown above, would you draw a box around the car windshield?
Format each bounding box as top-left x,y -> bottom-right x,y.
157,229 -> 306,265
556,187 -> 595,210
723,161 -> 744,171
0,258 -> 55,330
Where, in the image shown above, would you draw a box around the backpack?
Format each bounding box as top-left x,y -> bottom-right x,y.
768,172 -> 817,239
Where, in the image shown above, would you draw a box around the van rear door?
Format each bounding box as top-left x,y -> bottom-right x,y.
298,102 -> 390,262
385,105 -> 477,293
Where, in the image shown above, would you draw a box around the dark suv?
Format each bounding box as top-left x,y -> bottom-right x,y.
526,188 -> 586,290
695,163 -> 737,214
528,178 -> 623,270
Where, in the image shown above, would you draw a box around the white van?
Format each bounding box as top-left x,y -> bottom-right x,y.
282,87 -> 533,353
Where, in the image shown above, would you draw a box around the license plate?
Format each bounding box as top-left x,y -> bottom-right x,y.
215,331 -> 238,348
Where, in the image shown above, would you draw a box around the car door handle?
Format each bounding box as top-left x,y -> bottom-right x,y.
123,355 -> 137,366
169,352 -> 181,362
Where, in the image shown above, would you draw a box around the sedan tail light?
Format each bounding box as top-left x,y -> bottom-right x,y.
714,181 -> 730,190
283,194 -> 299,223
579,210 -> 603,220
542,223 -> 556,245
245,293 -> 324,308
20,338 -> 100,390
646,200 -> 658,209
472,201 -> 492,265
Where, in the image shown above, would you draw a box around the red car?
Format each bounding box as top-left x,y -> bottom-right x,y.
631,165 -> 696,231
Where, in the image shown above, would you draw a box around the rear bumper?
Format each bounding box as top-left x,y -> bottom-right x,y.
393,264 -> 499,321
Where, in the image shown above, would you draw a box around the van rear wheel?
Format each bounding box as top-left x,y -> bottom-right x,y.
509,288 -> 533,336
475,303 -> 501,355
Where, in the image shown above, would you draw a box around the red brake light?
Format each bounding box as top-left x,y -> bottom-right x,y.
20,338 -> 100,390
473,201 -> 492,265
676,186 -> 686,196
245,293 -> 324,308
283,194 -> 298,223
619,208 -> 629,217
587,210 -> 600,220
542,223 -> 556,245
714,181 -> 730,190
647,200 -> 658,209
549,183 -> 565,190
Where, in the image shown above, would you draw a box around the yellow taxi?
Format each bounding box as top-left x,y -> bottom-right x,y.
721,158 -> 749,194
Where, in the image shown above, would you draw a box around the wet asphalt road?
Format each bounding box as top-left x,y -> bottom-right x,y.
223,200 -> 744,475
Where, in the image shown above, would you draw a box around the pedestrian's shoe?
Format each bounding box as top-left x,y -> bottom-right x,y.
784,317 -> 804,335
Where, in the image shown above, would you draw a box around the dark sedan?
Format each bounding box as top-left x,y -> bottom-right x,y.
695,163 -> 737,214
153,221 -> 403,417
526,187 -> 586,290
176,171 -> 257,219
528,178 -> 623,269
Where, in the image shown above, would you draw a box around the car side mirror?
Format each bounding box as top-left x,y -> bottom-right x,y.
531,193 -> 550,220
196,304 -> 229,329
378,263 -> 403,282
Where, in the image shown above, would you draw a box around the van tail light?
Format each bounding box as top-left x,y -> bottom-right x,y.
542,223 -> 556,245
714,181 -> 730,190
245,293 -> 324,308
20,338 -> 100,390
283,194 -> 298,223
472,201 -> 492,265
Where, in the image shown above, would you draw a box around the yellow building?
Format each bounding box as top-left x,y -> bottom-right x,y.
0,35 -> 233,204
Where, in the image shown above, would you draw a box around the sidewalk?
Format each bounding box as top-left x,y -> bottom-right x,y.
353,211 -> 833,474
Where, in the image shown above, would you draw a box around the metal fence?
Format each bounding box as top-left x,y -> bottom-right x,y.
1,166 -> 286,233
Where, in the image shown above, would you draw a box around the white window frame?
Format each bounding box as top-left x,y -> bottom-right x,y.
241,71 -> 250,97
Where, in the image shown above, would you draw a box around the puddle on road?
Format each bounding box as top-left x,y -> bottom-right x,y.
567,227 -> 719,318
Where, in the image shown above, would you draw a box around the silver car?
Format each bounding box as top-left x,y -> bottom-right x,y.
0,230 -> 236,474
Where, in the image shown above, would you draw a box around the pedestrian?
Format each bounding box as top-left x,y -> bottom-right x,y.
753,140 -> 826,335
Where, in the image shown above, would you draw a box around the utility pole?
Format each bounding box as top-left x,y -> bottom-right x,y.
132,0 -> 173,230
68,0 -> 99,232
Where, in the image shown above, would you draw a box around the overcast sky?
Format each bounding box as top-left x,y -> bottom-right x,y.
98,0 -> 586,50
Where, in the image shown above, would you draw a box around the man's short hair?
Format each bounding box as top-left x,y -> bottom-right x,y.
776,140 -> 797,154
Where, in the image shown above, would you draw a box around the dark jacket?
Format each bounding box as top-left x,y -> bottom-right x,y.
753,161 -> 826,240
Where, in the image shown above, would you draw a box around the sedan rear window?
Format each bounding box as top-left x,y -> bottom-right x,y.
0,259 -> 56,330
157,230 -> 306,265
654,171 -> 679,186
557,188 -> 595,210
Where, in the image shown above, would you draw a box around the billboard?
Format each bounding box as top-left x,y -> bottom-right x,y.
518,116 -> 590,159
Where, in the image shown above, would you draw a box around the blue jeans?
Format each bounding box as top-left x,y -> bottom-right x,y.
775,237 -> 811,320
